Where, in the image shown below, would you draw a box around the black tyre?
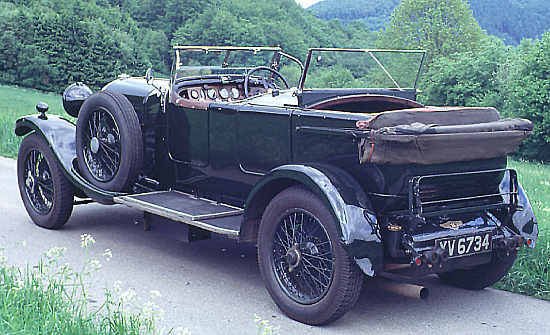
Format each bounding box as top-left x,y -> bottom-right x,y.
438,252 -> 517,290
258,187 -> 363,325
17,134 -> 74,229
76,90 -> 143,192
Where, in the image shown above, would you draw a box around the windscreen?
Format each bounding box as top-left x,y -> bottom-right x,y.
175,48 -> 302,86
302,49 -> 425,90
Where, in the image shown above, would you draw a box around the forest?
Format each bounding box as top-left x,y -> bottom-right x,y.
1,0 -> 550,161
310,0 -> 550,45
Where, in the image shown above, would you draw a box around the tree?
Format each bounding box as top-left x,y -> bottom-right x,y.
379,0 -> 486,62
503,33 -> 550,161
420,38 -> 507,108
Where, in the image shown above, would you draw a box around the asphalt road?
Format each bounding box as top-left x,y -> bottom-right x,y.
1,156 -> 549,334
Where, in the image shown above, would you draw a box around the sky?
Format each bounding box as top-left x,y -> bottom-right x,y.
295,0 -> 323,8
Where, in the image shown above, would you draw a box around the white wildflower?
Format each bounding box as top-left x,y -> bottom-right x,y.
46,247 -> 67,259
80,234 -> 96,249
102,248 -> 113,261
150,289 -> 162,299
113,280 -> 123,294
120,288 -> 137,303
142,300 -> 164,320
11,278 -> 24,291
172,326 -> 191,335
254,314 -> 279,335
89,258 -> 102,272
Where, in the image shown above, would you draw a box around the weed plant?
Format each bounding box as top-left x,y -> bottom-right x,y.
0,235 -> 189,335
494,160 -> 550,299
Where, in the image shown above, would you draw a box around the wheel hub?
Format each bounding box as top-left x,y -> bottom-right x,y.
106,133 -> 115,145
286,244 -> 302,272
90,137 -> 100,154
26,171 -> 34,189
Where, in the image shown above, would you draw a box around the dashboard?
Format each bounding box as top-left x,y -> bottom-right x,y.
172,83 -> 267,109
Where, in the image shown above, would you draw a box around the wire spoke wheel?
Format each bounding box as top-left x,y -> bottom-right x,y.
23,149 -> 54,215
272,209 -> 335,305
18,134 -> 74,229
81,108 -> 121,182
258,187 -> 363,325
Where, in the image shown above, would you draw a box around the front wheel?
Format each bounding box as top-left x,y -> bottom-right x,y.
438,252 -> 517,290
257,187 -> 363,325
17,134 -> 74,229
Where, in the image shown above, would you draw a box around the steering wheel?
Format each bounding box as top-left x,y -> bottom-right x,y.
244,66 -> 290,98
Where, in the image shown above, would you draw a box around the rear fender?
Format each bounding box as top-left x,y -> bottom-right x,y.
243,164 -> 383,276
499,172 -> 538,247
15,115 -> 122,203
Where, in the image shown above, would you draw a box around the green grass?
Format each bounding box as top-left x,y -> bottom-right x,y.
0,85 -> 68,158
494,160 -> 550,299
0,239 -> 162,335
0,84 -> 548,301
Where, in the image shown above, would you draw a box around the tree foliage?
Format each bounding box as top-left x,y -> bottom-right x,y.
0,0 -> 377,93
0,0 -> 163,92
310,0 -> 550,45
309,0 -> 400,31
420,38 -> 507,109
379,0 -> 486,62
503,33 -> 550,161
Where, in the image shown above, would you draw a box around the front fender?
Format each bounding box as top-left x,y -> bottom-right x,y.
15,114 -> 122,203
245,164 -> 383,276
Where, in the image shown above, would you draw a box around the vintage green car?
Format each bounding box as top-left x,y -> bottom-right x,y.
15,46 -> 537,325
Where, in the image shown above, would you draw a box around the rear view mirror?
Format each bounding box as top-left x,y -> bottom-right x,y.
145,68 -> 154,84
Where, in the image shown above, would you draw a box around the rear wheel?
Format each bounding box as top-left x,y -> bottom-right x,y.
17,134 -> 74,229
438,252 -> 517,290
257,187 -> 363,325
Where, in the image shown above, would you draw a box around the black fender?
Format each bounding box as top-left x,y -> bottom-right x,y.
242,164 -> 383,276
15,114 -> 123,203
499,172 -> 538,247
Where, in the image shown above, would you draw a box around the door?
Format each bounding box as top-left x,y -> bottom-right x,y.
166,103 -> 209,167
237,106 -> 292,175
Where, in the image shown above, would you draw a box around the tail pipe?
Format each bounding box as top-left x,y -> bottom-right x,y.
378,280 -> 429,300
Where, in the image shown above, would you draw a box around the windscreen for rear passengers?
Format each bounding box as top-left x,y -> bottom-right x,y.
302,49 -> 425,90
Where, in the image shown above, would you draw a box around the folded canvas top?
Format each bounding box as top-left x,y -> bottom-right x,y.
367,107 -> 501,129
358,107 -> 532,165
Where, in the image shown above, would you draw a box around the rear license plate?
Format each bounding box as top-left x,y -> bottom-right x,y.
436,233 -> 491,258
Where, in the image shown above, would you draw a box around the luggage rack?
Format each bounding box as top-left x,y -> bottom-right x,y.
408,169 -> 518,218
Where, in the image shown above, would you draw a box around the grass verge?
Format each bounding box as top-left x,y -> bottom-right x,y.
493,160 -> 550,299
0,85 -> 68,158
0,235 -> 186,335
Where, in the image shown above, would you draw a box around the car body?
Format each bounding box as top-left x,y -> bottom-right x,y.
15,46 -> 538,325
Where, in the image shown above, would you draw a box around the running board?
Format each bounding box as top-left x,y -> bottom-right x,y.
114,191 -> 243,236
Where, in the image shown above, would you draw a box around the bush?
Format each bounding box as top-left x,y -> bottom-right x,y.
420,38 -> 508,109
503,32 -> 550,161
0,1 -> 166,93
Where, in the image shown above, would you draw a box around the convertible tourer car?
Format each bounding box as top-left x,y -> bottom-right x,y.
15,46 -> 538,325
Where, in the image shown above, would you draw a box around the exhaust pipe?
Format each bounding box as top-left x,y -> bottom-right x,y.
378,280 -> 429,300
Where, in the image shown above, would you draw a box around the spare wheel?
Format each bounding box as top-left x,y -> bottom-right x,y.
76,90 -> 143,192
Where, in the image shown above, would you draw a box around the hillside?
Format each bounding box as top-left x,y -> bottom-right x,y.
309,0 -> 550,44
0,0 -> 376,93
